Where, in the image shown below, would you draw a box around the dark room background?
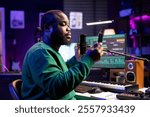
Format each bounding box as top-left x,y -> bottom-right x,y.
0,0 -> 64,71
0,0 -> 150,71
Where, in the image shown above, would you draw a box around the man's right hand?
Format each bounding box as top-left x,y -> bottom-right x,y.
86,42 -> 104,62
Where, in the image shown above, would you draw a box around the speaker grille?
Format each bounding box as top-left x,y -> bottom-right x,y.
126,71 -> 136,83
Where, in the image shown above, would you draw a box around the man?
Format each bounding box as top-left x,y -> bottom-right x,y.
21,10 -> 103,100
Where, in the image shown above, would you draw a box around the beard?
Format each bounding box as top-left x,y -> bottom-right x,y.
51,32 -> 71,46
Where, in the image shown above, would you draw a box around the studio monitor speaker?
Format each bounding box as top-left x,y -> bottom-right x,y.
125,60 -> 144,88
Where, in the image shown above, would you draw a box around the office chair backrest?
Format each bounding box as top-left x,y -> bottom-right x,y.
9,79 -> 22,100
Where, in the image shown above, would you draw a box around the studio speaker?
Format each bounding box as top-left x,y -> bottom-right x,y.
125,60 -> 144,88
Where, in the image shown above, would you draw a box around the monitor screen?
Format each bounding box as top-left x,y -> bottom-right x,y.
86,34 -> 126,68
59,43 -> 77,62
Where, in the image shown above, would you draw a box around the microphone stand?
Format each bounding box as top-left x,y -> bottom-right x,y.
104,49 -> 150,63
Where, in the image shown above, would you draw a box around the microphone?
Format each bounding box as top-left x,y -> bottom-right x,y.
98,29 -> 104,42
80,34 -> 86,55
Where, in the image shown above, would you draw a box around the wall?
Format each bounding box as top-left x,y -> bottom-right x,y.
0,0 -> 63,71
64,0 -> 108,42
3,0 -> 149,71
108,0 -> 150,50
0,0 -> 109,71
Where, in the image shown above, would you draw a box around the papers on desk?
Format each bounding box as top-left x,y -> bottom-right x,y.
90,92 -> 118,100
76,92 -> 118,100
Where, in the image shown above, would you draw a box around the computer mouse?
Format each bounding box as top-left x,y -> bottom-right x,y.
88,87 -> 103,94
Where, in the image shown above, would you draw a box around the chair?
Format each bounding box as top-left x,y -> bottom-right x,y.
9,79 -> 22,100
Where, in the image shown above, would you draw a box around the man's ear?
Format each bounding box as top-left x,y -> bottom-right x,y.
45,26 -> 53,33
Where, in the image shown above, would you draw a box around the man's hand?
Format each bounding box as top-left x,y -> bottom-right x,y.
86,42 -> 104,62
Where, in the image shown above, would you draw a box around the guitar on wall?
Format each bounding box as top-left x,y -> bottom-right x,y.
10,39 -> 21,72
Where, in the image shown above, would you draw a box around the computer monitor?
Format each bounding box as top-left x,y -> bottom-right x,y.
86,34 -> 126,68
59,43 -> 77,62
